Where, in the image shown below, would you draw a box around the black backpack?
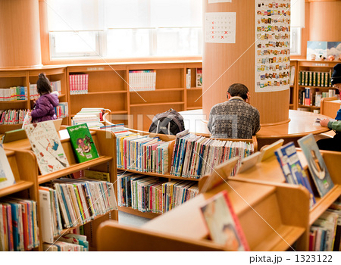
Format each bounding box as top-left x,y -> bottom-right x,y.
149,108 -> 185,135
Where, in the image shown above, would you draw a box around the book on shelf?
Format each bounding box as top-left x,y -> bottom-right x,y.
298,134 -> 334,197
84,169 -> 110,182
54,102 -> 68,119
0,144 -> 16,190
24,120 -> 70,175
200,190 -> 250,251
0,198 -> 39,251
274,142 -> 316,209
298,71 -> 331,88
66,123 -> 99,163
196,68 -> 202,88
0,86 -> 27,101
186,69 -> 191,89
170,131 -> 254,179
0,109 -> 27,125
41,178 -> 117,230
328,199 -> 341,251
128,70 -> 156,91
117,170 -> 199,213
289,65 -> 295,86
69,74 -> 88,95
43,233 -> 88,251
71,108 -> 105,129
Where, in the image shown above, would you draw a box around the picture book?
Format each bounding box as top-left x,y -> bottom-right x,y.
298,134 -> 334,197
200,190 -> 249,251
0,144 -> 16,190
24,121 -> 69,175
66,123 -> 99,163
274,142 -> 316,208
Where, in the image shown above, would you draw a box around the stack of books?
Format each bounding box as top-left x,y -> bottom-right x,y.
43,234 -> 89,251
72,108 -> 105,129
0,87 -> 27,101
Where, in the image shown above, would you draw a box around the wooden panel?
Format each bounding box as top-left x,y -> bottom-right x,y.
155,69 -> 183,89
309,1 -> 341,42
130,90 -> 184,105
0,0 -> 41,68
187,89 -> 203,109
0,76 -> 26,87
87,71 -> 126,92
320,99 -> 340,118
70,93 -> 127,114
202,1 -> 289,125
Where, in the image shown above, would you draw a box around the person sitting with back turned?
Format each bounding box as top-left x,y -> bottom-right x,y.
207,83 -> 260,139
317,63 -> 341,151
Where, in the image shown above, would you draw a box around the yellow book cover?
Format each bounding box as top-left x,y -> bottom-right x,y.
84,170 -> 110,182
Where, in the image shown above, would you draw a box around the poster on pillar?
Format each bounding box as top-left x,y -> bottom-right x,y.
255,0 -> 291,92
205,12 -> 236,44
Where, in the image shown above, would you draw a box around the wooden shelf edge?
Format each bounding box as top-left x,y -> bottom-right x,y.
118,206 -> 161,219
130,102 -> 185,107
70,91 -> 127,95
0,180 -> 34,197
117,168 -> 200,182
252,225 -> 305,251
309,185 -> 341,226
129,88 -> 184,92
38,156 -> 112,184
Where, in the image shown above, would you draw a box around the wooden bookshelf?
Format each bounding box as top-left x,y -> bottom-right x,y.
0,149 -> 40,250
3,129 -> 118,250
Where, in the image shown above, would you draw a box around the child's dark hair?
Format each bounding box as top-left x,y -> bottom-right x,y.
37,73 -> 52,95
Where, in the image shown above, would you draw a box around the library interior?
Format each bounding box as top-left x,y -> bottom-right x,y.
1,0 -> 341,253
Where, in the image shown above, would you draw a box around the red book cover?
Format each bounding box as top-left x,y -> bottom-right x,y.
200,190 -> 250,251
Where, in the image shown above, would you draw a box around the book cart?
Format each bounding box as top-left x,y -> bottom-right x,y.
3,129 -> 118,250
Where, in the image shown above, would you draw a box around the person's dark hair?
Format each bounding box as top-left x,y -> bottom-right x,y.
37,73 -> 52,95
227,83 -> 249,100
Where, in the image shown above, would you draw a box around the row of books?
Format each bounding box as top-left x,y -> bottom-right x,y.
298,88 -> 336,107
117,171 -> 199,213
298,70 -> 332,87
0,87 -> 27,101
170,131 -> 254,179
54,102 -> 68,119
0,198 -> 39,251
186,68 -> 202,88
29,80 -> 62,100
43,233 -> 88,251
115,130 -> 170,174
128,70 -> 156,91
69,74 -> 89,94
39,178 -> 117,244
0,109 -> 27,125
310,200 -> 341,251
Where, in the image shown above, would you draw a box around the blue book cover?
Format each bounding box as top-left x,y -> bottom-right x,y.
298,134 -> 334,197
9,203 -> 21,251
275,141 -> 316,209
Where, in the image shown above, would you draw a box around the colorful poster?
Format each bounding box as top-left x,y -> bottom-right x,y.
255,0 -> 291,92
205,12 -> 236,44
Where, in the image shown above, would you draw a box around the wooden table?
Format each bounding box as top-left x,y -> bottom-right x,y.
179,109 -> 331,148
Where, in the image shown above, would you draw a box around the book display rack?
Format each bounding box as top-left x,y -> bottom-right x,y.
2,129 -> 117,250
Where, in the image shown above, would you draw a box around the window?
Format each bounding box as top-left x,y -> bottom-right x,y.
47,0 -> 202,59
290,27 -> 301,55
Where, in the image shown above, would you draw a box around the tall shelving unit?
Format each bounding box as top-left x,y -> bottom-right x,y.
0,66 -> 68,133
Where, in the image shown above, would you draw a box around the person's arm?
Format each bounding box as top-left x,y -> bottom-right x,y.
252,110 -> 261,135
207,107 -> 215,133
31,100 -> 52,119
327,120 -> 341,132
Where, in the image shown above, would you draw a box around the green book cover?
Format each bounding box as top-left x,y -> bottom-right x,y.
66,123 -> 99,163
